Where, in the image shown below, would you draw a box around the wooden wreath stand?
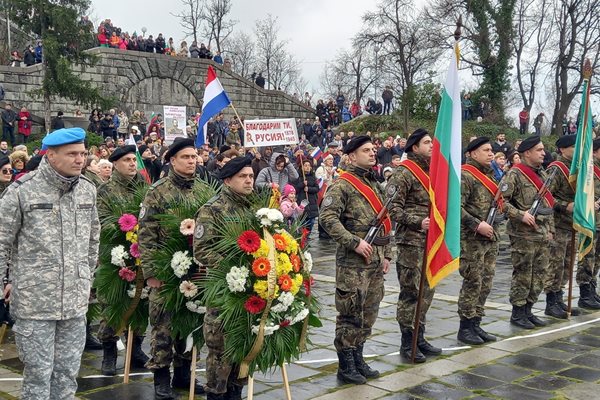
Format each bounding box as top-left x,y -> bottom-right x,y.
247,364 -> 292,400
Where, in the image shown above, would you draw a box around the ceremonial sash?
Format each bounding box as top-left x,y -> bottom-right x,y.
400,159 -> 430,192
512,163 -> 555,207
461,164 -> 504,210
548,161 -> 570,179
339,173 -> 392,234
593,166 -> 600,181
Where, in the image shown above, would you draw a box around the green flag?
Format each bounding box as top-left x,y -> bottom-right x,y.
569,61 -> 595,260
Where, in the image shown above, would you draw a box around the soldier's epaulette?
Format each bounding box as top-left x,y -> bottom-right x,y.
148,176 -> 169,191
79,174 -> 94,185
204,194 -> 220,206
9,171 -> 36,187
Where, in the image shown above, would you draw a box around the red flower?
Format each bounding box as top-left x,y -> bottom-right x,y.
237,230 -> 261,253
303,276 -> 315,297
252,257 -> 271,277
300,227 -> 310,249
280,319 -> 290,328
290,254 -> 301,273
118,267 -> 136,282
244,295 -> 267,314
278,274 -> 293,291
273,233 -> 288,251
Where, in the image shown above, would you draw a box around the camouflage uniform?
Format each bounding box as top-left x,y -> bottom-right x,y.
194,186 -> 252,395
576,159 -> 600,286
0,157 -> 100,400
501,164 -> 554,307
84,169 -> 104,188
458,159 -> 500,320
139,168 -> 206,371
387,153 -> 431,329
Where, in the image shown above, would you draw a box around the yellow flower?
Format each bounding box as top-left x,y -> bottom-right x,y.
276,253 -> 293,276
281,231 -> 298,254
254,280 -> 279,300
290,274 -> 303,295
126,231 -> 134,242
252,240 -> 270,258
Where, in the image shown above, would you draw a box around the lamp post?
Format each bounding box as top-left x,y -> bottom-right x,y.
374,45 -> 380,102
141,27 -> 147,37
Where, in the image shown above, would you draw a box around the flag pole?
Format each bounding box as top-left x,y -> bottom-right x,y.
567,230 -> 577,317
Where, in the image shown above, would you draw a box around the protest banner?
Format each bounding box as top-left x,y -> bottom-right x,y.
243,118 -> 299,147
163,106 -> 187,144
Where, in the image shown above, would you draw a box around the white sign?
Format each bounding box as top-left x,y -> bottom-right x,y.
243,118 -> 299,147
163,106 -> 187,144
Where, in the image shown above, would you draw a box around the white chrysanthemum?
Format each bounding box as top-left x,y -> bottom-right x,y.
290,308 -> 309,325
251,322 -> 280,336
270,292 -> 295,313
226,266 -> 249,293
179,281 -> 198,298
127,285 -> 151,299
303,252 -> 313,273
266,208 -> 284,223
185,301 -> 207,314
256,208 -> 284,226
171,251 -> 193,277
111,245 -> 129,266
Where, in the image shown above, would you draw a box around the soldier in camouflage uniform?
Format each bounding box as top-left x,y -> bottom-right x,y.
139,138 -> 205,399
96,145 -> 150,375
388,129 -> 441,363
0,128 -> 100,400
320,135 -> 392,384
581,139 -> 600,302
501,136 -> 554,329
457,138 -> 501,345
194,156 -> 254,400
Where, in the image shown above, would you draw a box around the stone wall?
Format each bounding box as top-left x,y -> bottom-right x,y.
0,47 -> 314,123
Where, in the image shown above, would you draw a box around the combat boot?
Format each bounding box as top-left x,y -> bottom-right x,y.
473,317 -> 497,342
578,284 -> 600,309
336,348 -> 367,384
556,290 -> 580,316
101,341 -> 117,376
172,360 -> 205,394
226,384 -> 243,400
545,292 -> 568,319
131,336 -> 150,368
417,324 -> 442,355
525,303 -> 547,327
510,305 -> 535,329
85,323 -> 102,350
206,393 -> 227,400
154,367 -> 178,400
399,327 -> 426,363
353,343 -> 380,379
457,319 -> 484,345
590,281 -> 600,303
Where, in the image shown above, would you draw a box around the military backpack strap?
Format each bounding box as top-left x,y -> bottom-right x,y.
547,161 -> 569,179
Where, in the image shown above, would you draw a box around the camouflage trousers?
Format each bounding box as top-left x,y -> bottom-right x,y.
544,228 -> 574,293
396,245 -> 434,329
334,263 -> 384,352
145,289 -> 191,371
509,236 -> 549,306
13,316 -> 86,400
457,239 -> 498,319
203,307 -> 246,395
576,236 -> 598,285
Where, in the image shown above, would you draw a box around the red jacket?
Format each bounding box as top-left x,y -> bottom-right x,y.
519,110 -> 529,124
97,33 -> 108,45
17,111 -> 31,136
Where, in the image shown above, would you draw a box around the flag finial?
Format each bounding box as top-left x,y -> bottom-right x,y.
454,16 -> 463,42
583,59 -> 592,80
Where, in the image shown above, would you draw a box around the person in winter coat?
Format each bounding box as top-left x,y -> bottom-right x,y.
255,152 -> 299,190
251,146 -> 273,177
23,45 -> 36,66
189,41 -> 200,58
280,184 -> 305,228
293,157 -> 319,233
17,107 -> 32,144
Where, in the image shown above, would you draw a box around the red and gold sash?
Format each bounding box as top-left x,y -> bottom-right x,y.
400,159 -> 430,192
593,165 -> 600,181
548,161 -> 570,179
339,173 -> 392,234
461,164 -> 504,209
512,163 -> 555,207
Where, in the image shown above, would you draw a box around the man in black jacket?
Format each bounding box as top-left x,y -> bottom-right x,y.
293,157 -> 319,233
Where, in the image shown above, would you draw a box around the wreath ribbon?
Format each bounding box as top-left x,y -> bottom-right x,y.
117,265 -> 144,333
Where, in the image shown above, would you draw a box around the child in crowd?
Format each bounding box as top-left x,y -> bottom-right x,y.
280,184 -> 306,228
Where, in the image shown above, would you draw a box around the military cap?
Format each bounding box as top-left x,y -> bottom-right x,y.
138,145 -> 149,155
0,156 -> 10,169
218,155 -> 252,179
164,137 -> 195,161
555,134 -> 576,149
343,135 -> 371,154
405,128 -> 430,153
594,139 -> 600,151
465,137 -> 491,153
41,127 -> 86,147
108,145 -> 137,162
517,135 -> 541,152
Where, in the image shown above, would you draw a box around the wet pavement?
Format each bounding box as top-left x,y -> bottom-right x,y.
2,232 -> 600,399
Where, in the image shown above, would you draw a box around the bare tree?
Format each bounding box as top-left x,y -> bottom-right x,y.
225,31 -> 256,79
270,51 -> 301,92
171,0 -> 204,45
201,0 -> 236,54
254,14 -> 287,89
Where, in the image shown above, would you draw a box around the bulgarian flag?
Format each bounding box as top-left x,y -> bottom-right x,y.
569,59 -> 595,260
126,134 -> 152,183
425,42 -> 462,287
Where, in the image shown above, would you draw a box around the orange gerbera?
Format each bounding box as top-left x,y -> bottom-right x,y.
252,257 -> 271,277
278,274 -> 293,291
290,254 -> 301,273
273,233 -> 288,251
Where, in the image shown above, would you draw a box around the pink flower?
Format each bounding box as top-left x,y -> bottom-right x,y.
118,214 -> 138,232
118,267 -> 136,282
130,242 -> 140,258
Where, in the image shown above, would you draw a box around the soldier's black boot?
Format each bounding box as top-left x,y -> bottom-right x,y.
417,324 -> 442,355
154,367 -> 178,400
353,343 -> 380,379
336,348 -> 367,384
172,360 -> 206,394
473,317 -> 497,342
545,292 -> 568,319
400,328 -> 426,363
591,281 -> 600,303
206,393 -> 226,400
525,303 -> 547,327
131,336 -> 150,368
556,290 -> 580,316
101,341 -> 118,376
226,384 -> 243,400
511,305 -> 535,329
457,319 -> 484,345
85,323 -> 103,350
578,284 -> 600,309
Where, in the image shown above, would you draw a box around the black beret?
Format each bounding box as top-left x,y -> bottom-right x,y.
219,145 -> 231,153
138,145 -> 149,155
405,129 -> 429,153
343,135 -> 372,154
0,156 -> 10,169
108,145 -> 137,162
555,134 -> 576,149
465,137 -> 491,153
517,135 -> 541,152
594,139 -> 600,151
218,155 -> 252,179
164,138 -> 195,161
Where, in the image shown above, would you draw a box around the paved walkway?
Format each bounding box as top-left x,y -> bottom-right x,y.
1,236 -> 600,399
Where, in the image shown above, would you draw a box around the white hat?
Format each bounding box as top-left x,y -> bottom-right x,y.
131,125 -> 140,133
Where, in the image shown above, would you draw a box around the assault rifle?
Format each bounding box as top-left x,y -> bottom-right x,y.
485,185 -> 506,225
529,168 -> 557,217
364,187 -> 398,246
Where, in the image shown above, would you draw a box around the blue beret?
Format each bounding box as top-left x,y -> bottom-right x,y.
42,128 -> 86,147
